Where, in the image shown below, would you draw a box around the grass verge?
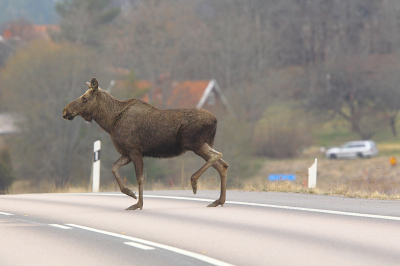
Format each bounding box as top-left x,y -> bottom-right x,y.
6,178 -> 400,200
241,179 -> 400,200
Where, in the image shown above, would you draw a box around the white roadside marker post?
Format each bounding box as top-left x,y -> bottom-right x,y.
92,140 -> 101,193
308,158 -> 317,189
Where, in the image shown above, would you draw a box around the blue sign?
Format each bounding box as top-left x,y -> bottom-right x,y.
268,174 -> 296,181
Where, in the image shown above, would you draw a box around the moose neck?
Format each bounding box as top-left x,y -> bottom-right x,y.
92,90 -> 126,133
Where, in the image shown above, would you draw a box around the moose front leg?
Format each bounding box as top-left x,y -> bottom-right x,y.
112,156 -> 137,199
126,151 -> 144,210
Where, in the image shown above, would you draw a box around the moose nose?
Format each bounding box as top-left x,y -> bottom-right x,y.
62,109 -> 70,120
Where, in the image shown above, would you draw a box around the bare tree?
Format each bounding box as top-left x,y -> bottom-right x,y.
54,0 -> 120,47
372,61 -> 400,137
309,56 -> 389,139
110,0 -> 198,106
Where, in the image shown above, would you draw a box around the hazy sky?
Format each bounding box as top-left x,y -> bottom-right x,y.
0,0 -> 58,26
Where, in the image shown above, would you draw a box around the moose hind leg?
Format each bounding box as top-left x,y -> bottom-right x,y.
207,159 -> 228,207
112,155 -> 137,199
191,144 -> 222,195
126,151 -> 144,210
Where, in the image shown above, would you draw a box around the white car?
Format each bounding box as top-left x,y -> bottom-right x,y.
326,140 -> 378,159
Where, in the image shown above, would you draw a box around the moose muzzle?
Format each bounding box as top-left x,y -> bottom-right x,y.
62,108 -> 75,120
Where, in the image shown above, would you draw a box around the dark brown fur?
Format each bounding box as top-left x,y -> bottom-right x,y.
63,78 -> 228,210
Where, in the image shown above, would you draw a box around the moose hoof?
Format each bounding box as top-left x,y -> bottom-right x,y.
191,181 -> 198,194
207,200 -> 224,207
125,203 -> 143,211
121,188 -> 137,199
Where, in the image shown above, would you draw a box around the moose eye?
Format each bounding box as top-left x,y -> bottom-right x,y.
82,97 -> 87,102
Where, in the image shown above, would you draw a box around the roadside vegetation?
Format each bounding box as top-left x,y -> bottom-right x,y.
2,1 -> 400,200
7,94 -> 400,199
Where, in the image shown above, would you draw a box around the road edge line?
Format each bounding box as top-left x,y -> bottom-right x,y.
80,193 -> 400,221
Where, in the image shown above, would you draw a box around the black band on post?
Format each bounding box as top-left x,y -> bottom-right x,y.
94,151 -> 100,162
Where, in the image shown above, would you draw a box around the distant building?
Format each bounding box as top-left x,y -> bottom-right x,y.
0,113 -> 22,135
0,23 -> 59,66
2,24 -> 59,41
141,79 -> 232,115
111,72 -> 234,117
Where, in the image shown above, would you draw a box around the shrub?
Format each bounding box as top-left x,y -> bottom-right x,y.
254,103 -> 312,158
0,147 -> 14,194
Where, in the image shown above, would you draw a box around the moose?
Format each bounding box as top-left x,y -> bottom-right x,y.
63,78 -> 228,210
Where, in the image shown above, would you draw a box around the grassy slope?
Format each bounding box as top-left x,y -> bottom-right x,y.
247,114 -> 400,199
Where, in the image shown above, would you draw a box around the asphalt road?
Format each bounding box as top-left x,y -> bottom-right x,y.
1,190 -> 400,266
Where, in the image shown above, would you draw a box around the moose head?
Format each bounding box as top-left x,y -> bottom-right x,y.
62,78 -> 99,123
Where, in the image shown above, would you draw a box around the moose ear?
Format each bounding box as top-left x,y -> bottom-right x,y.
90,78 -> 98,91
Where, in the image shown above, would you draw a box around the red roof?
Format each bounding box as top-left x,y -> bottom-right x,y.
136,80 -> 152,90
31,25 -> 59,40
2,24 -> 59,40
166,81 -> 210,108
140,80 -> 210,109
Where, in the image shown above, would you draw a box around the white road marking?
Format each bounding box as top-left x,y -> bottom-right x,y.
80,193 -> 400,221
0,211 -> 14,216
83,193 -> 400,221
66,223 -> 235,266
124,242 -> 155,250
145,195 -> 213,202
49,224 -> 72,229
226,200 -> 400,221
145,195 -> 400,221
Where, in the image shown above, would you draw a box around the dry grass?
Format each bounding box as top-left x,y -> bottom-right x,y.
9,180 -> 87,194
244,154 -> 400,199
240,179 -> 400,200
7,177 -> 400,200
7,174 -> 222,195
144,165 -> 400,200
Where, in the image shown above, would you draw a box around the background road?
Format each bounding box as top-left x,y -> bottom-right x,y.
1,190 -> 400,266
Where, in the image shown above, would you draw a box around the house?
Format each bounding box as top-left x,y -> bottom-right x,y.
110,70 -> 233,116
139,79 -> 233,116
2,24 -> 59,41
0,113 -> 21,135
104,66 -> 235,116
0,113 -> 23,151
0,23 -> 59,66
